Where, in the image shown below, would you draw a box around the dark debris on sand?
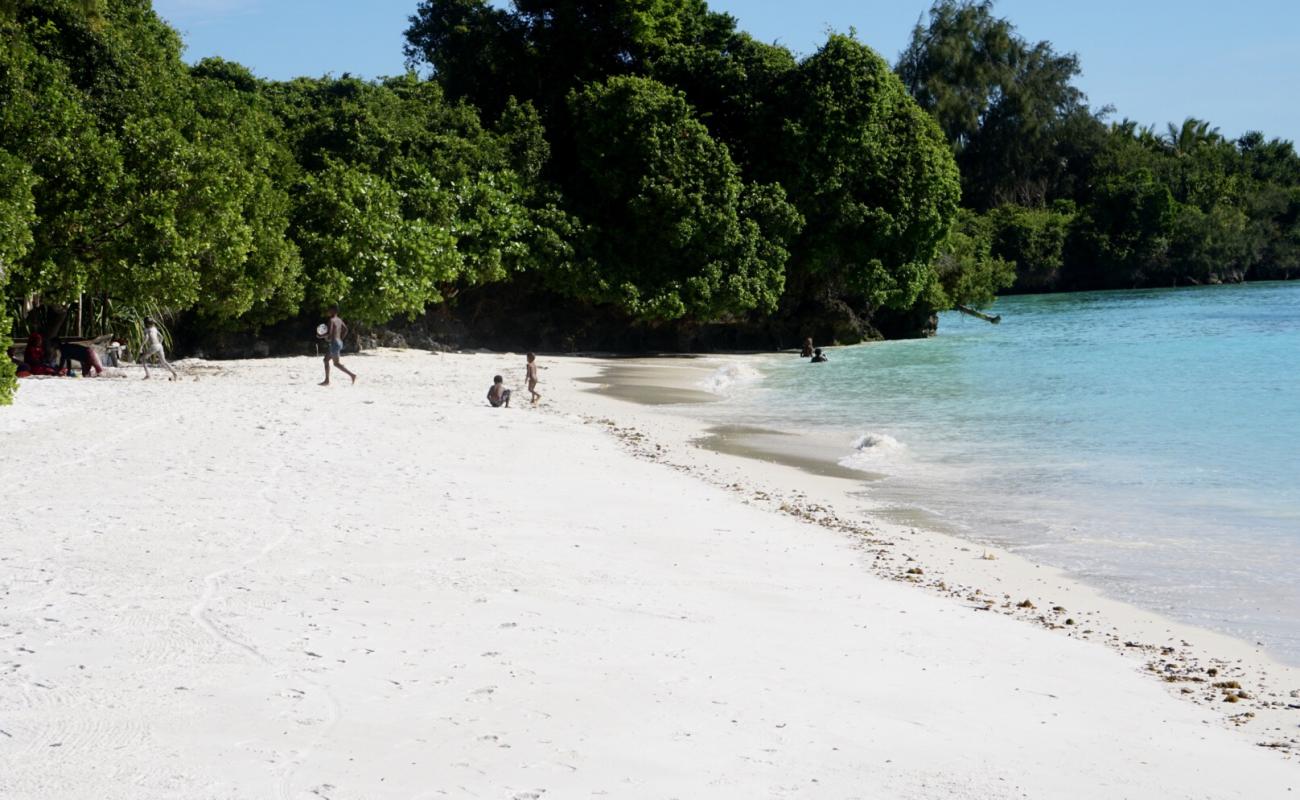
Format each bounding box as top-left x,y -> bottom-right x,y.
574,412 -> 1300,759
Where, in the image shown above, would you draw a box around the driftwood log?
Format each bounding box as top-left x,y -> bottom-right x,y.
956,304 -> 1002,324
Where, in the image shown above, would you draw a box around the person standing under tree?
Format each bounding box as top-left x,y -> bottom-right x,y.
319,306 -> 357,386
140,318 -> 178,381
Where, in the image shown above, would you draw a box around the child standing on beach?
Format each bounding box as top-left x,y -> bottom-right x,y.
525,352 -> 541,404
140,318 -> 178,381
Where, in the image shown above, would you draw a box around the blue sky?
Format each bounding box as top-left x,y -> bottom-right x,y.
154,0 -> 1300,144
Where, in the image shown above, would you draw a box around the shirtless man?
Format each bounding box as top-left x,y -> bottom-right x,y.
525,352 -> 541,404
320,306 -> 357,386
141,318 -> 178,381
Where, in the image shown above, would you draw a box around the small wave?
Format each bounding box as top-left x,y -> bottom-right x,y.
838,432 -> 908,472
698,362 -> 763,395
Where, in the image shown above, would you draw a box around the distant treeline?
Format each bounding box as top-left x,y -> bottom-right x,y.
2,0 -> 1298,402
899,2 -> 1300,295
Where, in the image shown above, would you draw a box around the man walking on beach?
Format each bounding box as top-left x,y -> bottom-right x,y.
141,318 -> 178,381
320,306 -> 357,386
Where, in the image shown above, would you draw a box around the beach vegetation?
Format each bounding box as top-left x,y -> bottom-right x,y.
901,0 -> 1300,292
2,0 -> 1300,403
0,150 -> 36,403
926,210 -> 1016,310
777,33 -> 961,313
558,75 -> 799,320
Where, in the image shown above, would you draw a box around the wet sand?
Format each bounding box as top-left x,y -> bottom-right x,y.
576,362 -> 722,405
693,425 -> 883,481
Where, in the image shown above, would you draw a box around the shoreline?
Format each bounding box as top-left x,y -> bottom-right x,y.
2,348 -> 1296,798
572,353 -> 1300,752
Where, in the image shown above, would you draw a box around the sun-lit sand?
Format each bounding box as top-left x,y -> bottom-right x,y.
1,349 -> 1295,799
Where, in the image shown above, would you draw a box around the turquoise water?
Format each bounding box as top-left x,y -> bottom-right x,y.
715,282 -> 1300,664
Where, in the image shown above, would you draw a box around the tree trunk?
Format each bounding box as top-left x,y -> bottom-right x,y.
956,305 -> 1001,324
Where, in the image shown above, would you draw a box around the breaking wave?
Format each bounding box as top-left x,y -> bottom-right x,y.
698,362 -> 763,395
838,432 -> 908,471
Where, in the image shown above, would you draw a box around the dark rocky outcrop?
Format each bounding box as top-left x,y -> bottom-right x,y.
176,285 -> 937,359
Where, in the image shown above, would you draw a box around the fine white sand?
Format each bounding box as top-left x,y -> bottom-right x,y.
0,350 -> 1295,799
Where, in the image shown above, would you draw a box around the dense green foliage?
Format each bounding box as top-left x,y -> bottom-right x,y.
0,150 -> 35,402
2,0 -> 1297,405
901,0 -> 1300,293
256,73 -> 558,324
926,211 -> 1016,310
779,34 -> 960,311
561,76 -> 798,319
0,0 -> 564,349
406,3 -> 961,322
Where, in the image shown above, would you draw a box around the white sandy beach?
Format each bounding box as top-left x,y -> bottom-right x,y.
1,349 -> 1296,799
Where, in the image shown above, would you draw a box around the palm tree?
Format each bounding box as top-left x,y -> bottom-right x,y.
1163,117 -> 1221,156
1111,118 -> 1163,152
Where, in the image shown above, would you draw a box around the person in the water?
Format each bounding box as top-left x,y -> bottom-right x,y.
810,348 -> 828,363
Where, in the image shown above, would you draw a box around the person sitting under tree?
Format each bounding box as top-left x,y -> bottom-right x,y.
57,337 -> 105,377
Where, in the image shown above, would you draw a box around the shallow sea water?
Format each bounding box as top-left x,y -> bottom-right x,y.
702,282 -> 1300,664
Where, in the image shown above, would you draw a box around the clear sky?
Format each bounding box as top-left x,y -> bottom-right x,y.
154,0 -> 1300,144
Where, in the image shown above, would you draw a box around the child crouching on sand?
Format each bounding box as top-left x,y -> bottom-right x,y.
487,375 -> 511,408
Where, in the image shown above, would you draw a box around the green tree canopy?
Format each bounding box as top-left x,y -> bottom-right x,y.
898,0 -> 1102,209
266,74 -> 569,320
0,150 -> 36,404
647,29 -> 797,177
559,75 -> 800,320
1,0 -> 304,322
782,33 -> 961,312
405,0 -> 730,119
926,210 -> 1016,310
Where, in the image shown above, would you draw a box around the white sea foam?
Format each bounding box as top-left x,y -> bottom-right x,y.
838,432 -> 908,472
698,361 -> 763,395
